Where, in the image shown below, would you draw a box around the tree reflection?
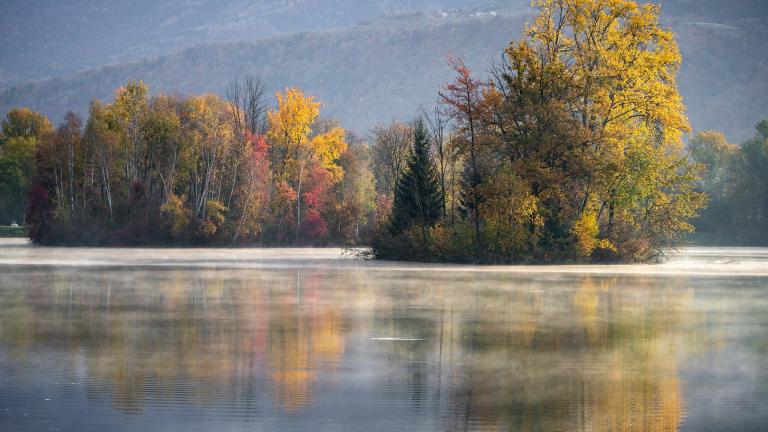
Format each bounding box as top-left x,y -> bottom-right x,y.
0,269 -> 347,414
0,268 -> 709,430
268,278 -> 346,412
436,275 -> 693,432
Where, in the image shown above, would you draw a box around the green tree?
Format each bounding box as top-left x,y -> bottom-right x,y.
737,121 -> 768,235
390,119 -> 443,235
688,131 -> 738,189
0,108 -> 53,224
690,121 -> 768,245
0,136 -> 39,224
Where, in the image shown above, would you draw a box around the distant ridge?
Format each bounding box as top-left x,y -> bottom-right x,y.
0,15 -> 522,134
1,2 -> 766,140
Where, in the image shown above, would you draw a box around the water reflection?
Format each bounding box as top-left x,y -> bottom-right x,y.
0,264 -> 766,431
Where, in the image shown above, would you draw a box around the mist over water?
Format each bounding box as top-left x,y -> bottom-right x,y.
2,238 -> 768,276
1,239 -> 767,431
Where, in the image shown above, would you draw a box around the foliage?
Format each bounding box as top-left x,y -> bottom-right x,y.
388,119 -> 443,235
264,88 -> 348,243
372,0 -> 706,263
20,81 -> 370,246
331,138 -> 376,244
0,108 -> 53,224
690,121 -> 768,244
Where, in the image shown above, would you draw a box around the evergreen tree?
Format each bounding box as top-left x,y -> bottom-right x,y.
390,119 -> 443,234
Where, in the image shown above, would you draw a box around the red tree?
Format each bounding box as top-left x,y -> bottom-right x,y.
439,55 -> 484,249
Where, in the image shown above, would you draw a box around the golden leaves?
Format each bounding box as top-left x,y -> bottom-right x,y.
572,208 -> 616,256
310,126 -> 347,182
267,87 -> 347,184
267,87 -> 321,153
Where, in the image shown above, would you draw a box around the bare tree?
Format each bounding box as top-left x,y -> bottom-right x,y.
370,120 -> 413,197
419,105 -> 449,217
227,75 -> 267,136
226,76 -> 267,208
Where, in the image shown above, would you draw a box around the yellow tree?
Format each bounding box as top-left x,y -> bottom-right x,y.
110,81 -> 149,189
181,94 -> 235,228
267,87 -> 321,181
485,0 -> 705,261
267,88 -> 347,238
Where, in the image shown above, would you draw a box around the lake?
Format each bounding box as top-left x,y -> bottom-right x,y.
0,239 -> 767,431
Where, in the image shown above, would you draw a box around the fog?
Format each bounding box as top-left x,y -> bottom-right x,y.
2,239 -> 768,277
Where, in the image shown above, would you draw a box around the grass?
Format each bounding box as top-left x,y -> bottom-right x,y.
0,226 -> 28,238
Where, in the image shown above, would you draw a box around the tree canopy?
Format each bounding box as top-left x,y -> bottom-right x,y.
372,0 -> 706,262
0,108 -> 53,224
22,80 -> 373,246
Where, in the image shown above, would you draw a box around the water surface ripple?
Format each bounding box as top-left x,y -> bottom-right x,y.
0,240 -> 767,431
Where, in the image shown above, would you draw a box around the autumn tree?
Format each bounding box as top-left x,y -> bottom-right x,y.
82,100 -> 120,223
0,108 -> 53,224
331,133 -> 376,244
482,0 -> 704,261
266,88 -> 347,242
1,108 -> 52,141
226,76 -> 267,209
440,55 -> 484,249
111,81 -> 149,192
230,131 -> 270,243
371,0 -> 705,263
142,95 -> 183,204
181,94 -> 236,238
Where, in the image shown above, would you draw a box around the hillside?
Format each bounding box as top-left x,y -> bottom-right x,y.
1,1 -> 766,140
0,0 -> 526,89
0,14 -> 525,134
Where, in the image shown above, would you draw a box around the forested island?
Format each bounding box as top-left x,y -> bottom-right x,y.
1,0 -> 767,263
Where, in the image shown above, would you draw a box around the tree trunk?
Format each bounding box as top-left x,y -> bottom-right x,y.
295,164 -> 303,240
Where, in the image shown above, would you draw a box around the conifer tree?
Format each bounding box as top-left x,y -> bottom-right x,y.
390,119 -> 443,234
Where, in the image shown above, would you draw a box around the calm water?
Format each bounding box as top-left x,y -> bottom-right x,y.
1,240 -> 767,431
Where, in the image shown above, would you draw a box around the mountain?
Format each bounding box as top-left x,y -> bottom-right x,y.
0,0 -> 525,89
1,0 -> 766,141
0,13 -> 526,134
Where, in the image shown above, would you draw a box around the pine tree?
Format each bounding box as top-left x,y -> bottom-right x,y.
390,119 -> 443,234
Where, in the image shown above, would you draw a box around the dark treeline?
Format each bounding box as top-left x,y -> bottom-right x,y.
688,122 -> 768,244
0,0 -> 765,262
